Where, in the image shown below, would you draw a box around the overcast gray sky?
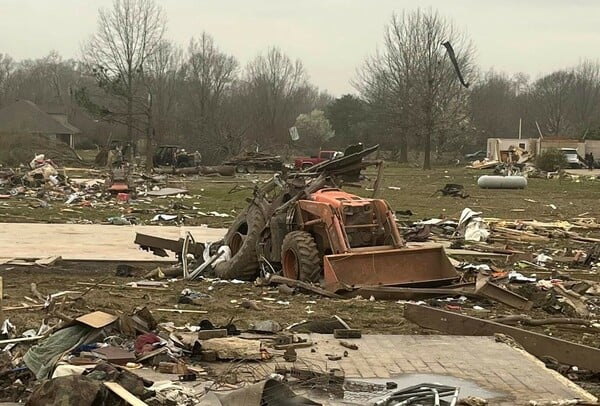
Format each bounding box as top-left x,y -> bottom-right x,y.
1,0 -> 599,95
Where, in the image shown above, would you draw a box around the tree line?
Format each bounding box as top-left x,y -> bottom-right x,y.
1,1 -> 599,168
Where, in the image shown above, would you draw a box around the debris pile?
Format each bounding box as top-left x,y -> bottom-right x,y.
0,153 -> 241,225
222,151 -> 284,174
2,144 -> 600,403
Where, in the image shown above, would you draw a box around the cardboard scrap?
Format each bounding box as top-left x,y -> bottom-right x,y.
76,311 -> 118,329
91,346 -> 136,365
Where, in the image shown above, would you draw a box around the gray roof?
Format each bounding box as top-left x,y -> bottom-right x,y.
0,100 -> 80,135
39,102 -> 67,115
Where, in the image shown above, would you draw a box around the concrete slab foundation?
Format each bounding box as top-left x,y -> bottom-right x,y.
284,334 -> 596,405
0,223 -> 227,261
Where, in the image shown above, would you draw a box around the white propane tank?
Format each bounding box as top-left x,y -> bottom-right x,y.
477,175 -> 527,189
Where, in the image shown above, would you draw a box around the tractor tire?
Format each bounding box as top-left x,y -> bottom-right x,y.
281,231 -> 321,283
247,164 -> 256,174
222,208 -> 250,247
236,165 -> 247,173
214,204 -> 265,281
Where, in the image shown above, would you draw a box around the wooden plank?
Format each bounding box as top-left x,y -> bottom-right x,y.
404,304 -> 600,373
154,308 -> 208,314
2,301 -> 73,311
197,329 -> 228,339
444,248 -> 506,258
135,347 -> 168,363
475,277 -> 533,311
76,282 -> 167,291
5,260 -> 35,266
104,382 -> 148,406
126,281 -> 168,288
273,341 -> 313,350
34,256 -> 62,266
0,336 -> 44,346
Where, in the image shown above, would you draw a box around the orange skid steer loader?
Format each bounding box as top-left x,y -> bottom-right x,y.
213,144 -> 458,293
264,188 -> 458,292
274,188 -> 457,291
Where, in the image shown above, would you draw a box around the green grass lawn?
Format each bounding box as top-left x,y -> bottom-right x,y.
369,164 -> 600,221
1,163 -> 599,226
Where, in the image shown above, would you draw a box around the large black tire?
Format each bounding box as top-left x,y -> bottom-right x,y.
214,204 -> 265,281
281,231 -> 321,283
222,208 -> 250,247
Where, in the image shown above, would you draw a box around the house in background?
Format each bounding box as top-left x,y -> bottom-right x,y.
487,136 -> 600,163
486,138 -> 538,162
0,99 -> 80,148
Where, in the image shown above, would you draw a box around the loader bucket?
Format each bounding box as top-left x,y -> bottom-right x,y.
322,245 -> 459,293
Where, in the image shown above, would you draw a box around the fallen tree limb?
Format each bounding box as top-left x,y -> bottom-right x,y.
261,275 -> 341,299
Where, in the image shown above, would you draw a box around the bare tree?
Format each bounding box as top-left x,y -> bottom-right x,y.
212,84 -> 249,159
470,70 -> 520,142
355,55 -> 412,161
356,9 -> 475,168
0,53 -> 15,107
179,33 -> 239,161
532,70 -> 575,136
571,61 -> 600,136
144,40 -> 182,167
82,0 -> 166,148
1,52 -> 78,106
244,47 -> 313,149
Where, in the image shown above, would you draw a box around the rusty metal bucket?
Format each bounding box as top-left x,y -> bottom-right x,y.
322,245 -> 459,292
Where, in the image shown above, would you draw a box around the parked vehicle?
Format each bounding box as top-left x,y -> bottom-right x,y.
559,148 -> 584,168
153,145 -> 196,168
464,150 -> 487,161
293,150 -> 343,170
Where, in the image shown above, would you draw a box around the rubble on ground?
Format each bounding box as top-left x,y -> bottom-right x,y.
2,148 -> 600,404
0,153 -> 241,225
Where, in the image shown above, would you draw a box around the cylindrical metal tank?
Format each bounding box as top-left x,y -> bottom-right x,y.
477,175 -> 527,189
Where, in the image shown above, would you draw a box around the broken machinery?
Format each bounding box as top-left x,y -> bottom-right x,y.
213,144 -> 459,294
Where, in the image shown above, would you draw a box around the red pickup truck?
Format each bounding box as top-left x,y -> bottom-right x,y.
293,150 -> 344,169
